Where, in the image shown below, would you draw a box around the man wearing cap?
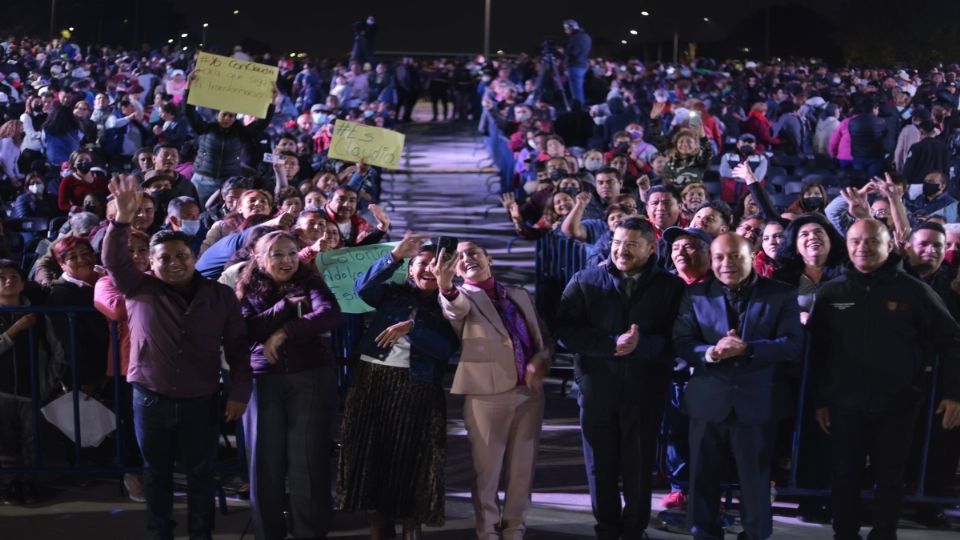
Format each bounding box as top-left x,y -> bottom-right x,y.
141,143 -> 199,201
659,226 -> 714,515
674,233 -> 804,539
718,134 -> 768,204
556,217 -> 685,539
562,20 -> 591,107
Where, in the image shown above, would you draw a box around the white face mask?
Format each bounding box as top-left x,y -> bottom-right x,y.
28,183 -> 45,195
180,219 -> 200,236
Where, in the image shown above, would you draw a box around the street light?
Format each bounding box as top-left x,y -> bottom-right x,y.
202,23 -> 209,28
68,26 -> 74,31
167,38 -> 173,44
703,17 -> 710,22
629,29 -> 638,35
621,40 -> 628,45
180,33 -> 188,38
233,9 -> 239,15
641,11 -> 649,16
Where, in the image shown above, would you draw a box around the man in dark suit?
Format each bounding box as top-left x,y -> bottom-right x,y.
556,217 -> 686,539
673,233 -> 804,539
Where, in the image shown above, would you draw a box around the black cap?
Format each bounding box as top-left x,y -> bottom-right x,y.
662,226 -> 714,246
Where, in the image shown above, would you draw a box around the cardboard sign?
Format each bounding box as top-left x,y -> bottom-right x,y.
315,242 -> 407,314
328,120 -> 405,169
187,51 -> 278,118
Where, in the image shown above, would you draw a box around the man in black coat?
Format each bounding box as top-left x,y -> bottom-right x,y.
902,120 -> 950,183
809,219 -> 960,540
673,233 -> 804,539
556,217 -> 685,540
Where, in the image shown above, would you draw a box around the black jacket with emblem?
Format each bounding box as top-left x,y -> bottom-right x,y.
809,253 -> 960,412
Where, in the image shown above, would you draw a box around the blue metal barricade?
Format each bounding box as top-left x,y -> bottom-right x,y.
0,305 -> 248,512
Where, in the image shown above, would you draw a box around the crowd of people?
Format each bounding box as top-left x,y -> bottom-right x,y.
0,18 -> 959,540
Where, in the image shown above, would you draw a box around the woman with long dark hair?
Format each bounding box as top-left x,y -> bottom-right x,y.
773,212 -> 848,323
337,235 -> 459,540
237,230 -> 342,540
41,105 -> 81,167
18,95 -> 46,171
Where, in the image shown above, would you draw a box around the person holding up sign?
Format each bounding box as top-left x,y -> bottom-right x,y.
183,71 -> 277,204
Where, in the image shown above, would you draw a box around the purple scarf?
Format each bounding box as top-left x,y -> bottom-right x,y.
467,277 -> 533,385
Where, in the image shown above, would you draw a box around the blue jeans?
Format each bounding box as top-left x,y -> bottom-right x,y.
133,384 -> 221,540
567,66 -> 588,107
190,173 -> 221,206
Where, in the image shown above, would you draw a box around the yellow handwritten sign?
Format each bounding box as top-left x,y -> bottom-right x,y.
328,121 -> 405,169
187,51 -> 278,118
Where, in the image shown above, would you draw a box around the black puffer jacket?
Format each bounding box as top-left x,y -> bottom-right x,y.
847,112 -> 888,159
809,254 -> 960,412
184,90 -> 274,180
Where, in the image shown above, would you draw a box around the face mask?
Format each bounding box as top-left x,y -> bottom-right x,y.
945,249 -> 960,267
803,196 -> 824,210
75,161 -> 92,174
923,182 -> 942,198
28,184 -> 44,195
515,112 -> 531,122
738,145 -> 755,156
584,159 -> 603,171
527,139 -> 537,150
83,203 -> 98,213
180,219 -> 200,236
560,187 -> 580,198
626,128 -> 643,139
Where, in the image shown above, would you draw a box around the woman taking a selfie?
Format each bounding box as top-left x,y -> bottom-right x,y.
237,230 -> 342,540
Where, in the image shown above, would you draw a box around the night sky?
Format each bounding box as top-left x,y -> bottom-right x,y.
4,0 -> 960,65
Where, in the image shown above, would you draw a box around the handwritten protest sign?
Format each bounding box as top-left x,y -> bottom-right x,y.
328,121 -> 405,169
187,51 -> 278,118
315,242 -> 407,314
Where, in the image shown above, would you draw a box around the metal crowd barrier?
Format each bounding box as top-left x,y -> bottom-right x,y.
0,305 -> 247,513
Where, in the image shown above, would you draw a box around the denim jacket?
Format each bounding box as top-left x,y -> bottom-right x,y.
354,253 -> 459,384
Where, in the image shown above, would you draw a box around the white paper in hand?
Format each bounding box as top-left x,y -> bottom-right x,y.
41,393 -> 116,447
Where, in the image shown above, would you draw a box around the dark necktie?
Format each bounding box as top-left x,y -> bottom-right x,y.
623,277 -> 636,300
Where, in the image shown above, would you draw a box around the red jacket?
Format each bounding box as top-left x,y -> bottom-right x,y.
741,111 -> 780,153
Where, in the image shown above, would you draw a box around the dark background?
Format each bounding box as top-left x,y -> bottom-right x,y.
4,0 -> 960,66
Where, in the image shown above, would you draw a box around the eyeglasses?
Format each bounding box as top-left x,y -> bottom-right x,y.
611,240 -> 643,250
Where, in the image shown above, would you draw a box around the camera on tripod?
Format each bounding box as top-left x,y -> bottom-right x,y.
541,40 -> 558,64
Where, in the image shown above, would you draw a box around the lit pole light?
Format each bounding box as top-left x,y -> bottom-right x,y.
630,30 -> 638,35
641,11 -> 649,16
233,9 -> 239,15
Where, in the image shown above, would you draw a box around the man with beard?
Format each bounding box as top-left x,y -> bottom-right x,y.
556,217 -> 685,539
718,134 -> 769,204
674,233 -> 803,539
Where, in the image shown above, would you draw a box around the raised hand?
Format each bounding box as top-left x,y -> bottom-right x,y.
575,191 -> 592,207
427,248 -> 458,290
636,174 -> 651,192
108,174 -> 143,224
370,204 -> 390,232
840,187 -> 870,219
390,233 -> 429,261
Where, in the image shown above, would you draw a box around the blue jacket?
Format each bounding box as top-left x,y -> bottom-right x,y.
564,30 -> 592,68
673,276 -> 804,425
354,254 -> 459,384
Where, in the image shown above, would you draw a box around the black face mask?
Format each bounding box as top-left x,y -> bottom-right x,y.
738,145 -> 755,156
923,182 -> 942,198
75,161 -> 92,174
83,204 -> 99,214
560,187 -> 580,198
616,142 -> 630,153
803,196 -> 824,210
550,169 -> 568,182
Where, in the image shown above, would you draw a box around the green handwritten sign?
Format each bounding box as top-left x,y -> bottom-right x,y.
328,120 -> 405,169
315,242 -> 407,314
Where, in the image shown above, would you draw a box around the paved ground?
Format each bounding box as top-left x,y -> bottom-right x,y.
1,114 -> 958,539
